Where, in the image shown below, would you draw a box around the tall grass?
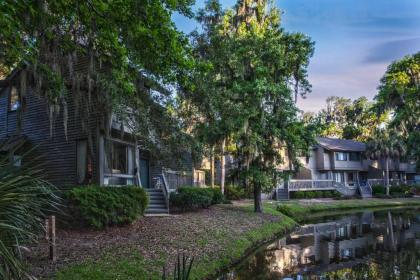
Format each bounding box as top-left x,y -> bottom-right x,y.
0,148 -> 59,279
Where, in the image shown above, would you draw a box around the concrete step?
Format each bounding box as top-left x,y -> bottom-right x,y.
145,188 -> 168,214
149,198 -> 166,203
148,205 -> 167,209
145,208 -> 169,214
276,189 -> 289,200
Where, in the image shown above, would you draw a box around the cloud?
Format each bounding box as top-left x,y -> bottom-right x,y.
364,37 -> 420,63
297,63 -> 388,112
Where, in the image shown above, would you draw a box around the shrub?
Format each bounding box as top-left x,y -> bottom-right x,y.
170,186 -> 224,211
371,185 -> 385,195
291,191 -> 306,199
290,190 -> 341,199
224,185 -> 246,200
390,185 -> 411,194
209,187 -> 224,204
66,185 -> 148,229
306,191 -> 316,199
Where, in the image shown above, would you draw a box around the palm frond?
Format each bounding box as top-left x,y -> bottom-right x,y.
0,145 -> 59,279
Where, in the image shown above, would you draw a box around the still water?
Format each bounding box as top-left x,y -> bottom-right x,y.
220,208 -> 420,280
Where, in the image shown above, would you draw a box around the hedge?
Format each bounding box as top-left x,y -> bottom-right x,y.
372,184 -> 415,197
290,190 -> 341,199
66,185 -> 148,229
170,186 -> 224,211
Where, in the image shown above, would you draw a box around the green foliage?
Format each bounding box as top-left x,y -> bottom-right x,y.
290,190 -> 341,199
169,186 -> 224,211
389,185 -> 411,195
372,185 -> 386,195
210,187 -> 225,204
184,0 -> 316,212
0,0 -> 195,161
66,186 -> 148,229
315,96 -> 383,141
366,129 -> 407,196
372,185 -> 414,197
374,52 -> 420,167
162,253 -> 194,280
0,149 -> 59,279
224,184 -> 247,200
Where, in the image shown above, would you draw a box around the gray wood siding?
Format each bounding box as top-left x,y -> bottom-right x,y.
0,85 -> 100,187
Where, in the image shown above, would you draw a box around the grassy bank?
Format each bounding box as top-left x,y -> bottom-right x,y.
38,198 -> 420,280
276,198 -> 420,222
54,212 -> 296,280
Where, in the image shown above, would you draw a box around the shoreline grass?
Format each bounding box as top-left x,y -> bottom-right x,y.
275,198 -> 420,222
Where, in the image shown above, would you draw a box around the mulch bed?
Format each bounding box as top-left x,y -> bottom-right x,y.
26,204 -> 281,278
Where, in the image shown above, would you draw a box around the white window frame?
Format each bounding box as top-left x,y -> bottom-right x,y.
335,152 -> 348,161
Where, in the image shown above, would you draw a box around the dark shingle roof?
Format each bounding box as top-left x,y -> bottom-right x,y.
316,137 -> 366,152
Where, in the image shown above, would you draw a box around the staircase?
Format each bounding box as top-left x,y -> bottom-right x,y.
333,182 -> 357,197
276,188 -> 289,200
144,189 -> 169,215
358,184 -> 373,199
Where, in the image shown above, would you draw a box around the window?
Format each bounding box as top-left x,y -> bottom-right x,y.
112,143 -> 127,174
349,152 -> 361,161
77,140 -> 92,184
105,141 -> 128,174
9,86 -> 20,111
334,172 -> 344,183
335,152 -> 348,161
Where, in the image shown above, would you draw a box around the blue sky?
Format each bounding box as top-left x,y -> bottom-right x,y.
173,0 -> 420,112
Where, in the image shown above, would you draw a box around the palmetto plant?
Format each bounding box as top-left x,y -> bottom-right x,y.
0,148 -> 59,279
366,129 -> 406,196
162,253 -> 194,280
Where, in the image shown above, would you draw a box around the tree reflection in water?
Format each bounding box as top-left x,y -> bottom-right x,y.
219,208 -> 420,280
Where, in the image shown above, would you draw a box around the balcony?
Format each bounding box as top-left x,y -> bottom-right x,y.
288,180 -> 336,191
334,159 -> 364,171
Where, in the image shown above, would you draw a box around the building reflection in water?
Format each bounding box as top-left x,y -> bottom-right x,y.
220,209 -> 420,280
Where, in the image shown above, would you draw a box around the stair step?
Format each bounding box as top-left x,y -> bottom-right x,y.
148,193 -> 164,197
145,209 -> 169,214
144,188 -> 169,213
146,205 -> 168,209
149,198 -> 165,202
149,193 -> 164,197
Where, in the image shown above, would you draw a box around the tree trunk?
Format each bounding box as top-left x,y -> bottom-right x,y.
210,145 -> 215,188
385,157 -> 390,196
220,138 -> 226,194
254,184 -> 263,213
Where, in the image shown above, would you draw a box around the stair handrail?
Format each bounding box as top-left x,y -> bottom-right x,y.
367,181 -> 373,196
160,172 -> 170,211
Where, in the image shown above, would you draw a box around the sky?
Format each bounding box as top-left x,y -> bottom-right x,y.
173,0 -> 420,112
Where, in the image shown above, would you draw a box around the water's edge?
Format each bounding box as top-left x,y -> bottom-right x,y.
213,205 -> 420,279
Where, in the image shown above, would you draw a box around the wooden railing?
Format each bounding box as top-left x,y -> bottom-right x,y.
163,169 -> 193,190
406,180 -> 420,186
367,179 -> 406,186
162,168 -> 206,190
288,180 -> 336,191
151,174 -> 171,211
104,173 -> 136,185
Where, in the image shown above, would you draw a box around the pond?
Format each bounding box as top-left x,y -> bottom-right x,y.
219,208 -> 420,280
